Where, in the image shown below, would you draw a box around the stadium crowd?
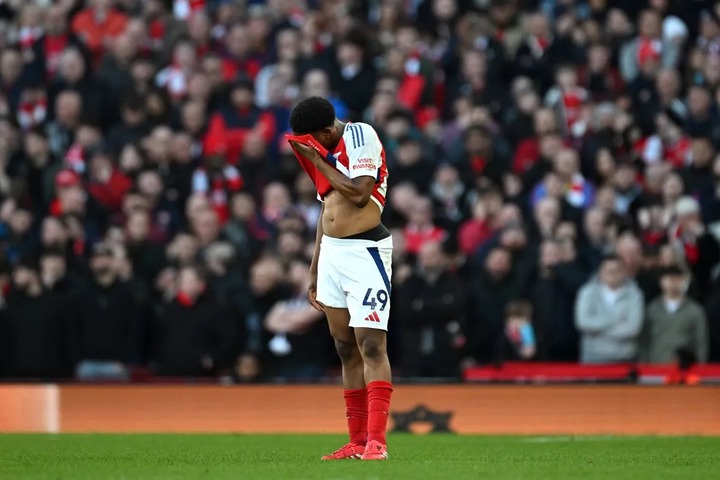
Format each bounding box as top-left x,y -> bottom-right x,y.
0,0 -> 719,382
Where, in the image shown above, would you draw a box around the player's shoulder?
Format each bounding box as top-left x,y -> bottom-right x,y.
343,122 -> 381,148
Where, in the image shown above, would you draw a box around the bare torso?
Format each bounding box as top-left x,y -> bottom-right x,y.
322,190 -> 381,238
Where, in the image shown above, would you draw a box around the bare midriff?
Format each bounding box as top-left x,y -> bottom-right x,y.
322,190 -> 381,238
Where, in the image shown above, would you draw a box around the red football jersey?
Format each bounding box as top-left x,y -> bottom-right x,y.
287,122 -> 389,211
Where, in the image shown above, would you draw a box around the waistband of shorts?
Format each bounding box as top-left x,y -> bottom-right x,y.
321,233 -> 393,248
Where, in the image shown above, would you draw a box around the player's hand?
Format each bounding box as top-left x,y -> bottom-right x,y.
291,141 -> 321,163
308,280 -> 325,312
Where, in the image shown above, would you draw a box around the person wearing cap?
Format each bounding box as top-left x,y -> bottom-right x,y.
49,169 -> 82,217
202,76 -> 276,165
640,265 -> 709,364
619,8 -> 681,83
0,259 -> 75,380
669,195 -> 720,299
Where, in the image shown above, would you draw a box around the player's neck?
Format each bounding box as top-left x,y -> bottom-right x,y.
331,119 -> 347,149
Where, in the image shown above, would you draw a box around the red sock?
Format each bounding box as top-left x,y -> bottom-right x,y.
344,388 -> 368,446
366,381 -> 393,445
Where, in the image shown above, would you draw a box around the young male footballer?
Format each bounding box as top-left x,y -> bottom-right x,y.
287,97 -> 392,460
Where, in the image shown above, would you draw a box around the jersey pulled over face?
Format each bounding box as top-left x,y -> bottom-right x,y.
326,122 -> 388,211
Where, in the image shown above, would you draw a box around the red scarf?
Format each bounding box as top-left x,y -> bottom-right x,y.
671,224 -> 700,264
44,34 -> 69,77
17,97 -> 47,130
192,165 -> 243,223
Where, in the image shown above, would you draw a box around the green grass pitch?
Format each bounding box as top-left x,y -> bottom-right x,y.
1,434 -> 719,479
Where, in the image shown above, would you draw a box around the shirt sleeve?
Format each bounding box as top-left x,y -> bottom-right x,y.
345,123 -> 382,180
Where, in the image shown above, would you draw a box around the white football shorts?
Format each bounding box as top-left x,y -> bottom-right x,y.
316,234 -> 393,330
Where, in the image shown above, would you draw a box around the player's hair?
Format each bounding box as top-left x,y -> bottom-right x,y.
505,299 -> 533,318
289,96 -> 336,134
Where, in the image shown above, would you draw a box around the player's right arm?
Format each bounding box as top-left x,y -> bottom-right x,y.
308,204 -> 325,312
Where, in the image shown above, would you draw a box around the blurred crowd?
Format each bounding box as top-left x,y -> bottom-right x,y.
0,0 -> 719,382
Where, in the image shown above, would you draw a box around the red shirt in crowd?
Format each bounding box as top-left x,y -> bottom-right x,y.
203,106 -> 276,164
403,224 -> 447,255
71,7 -> 128,60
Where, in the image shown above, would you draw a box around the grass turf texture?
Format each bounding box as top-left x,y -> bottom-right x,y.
1,434 -> 719,479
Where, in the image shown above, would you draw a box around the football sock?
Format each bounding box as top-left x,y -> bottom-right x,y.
343,388 -> 368,446
366,380 -> 393,445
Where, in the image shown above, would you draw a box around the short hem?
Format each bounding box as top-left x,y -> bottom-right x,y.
349,322 -> 388,332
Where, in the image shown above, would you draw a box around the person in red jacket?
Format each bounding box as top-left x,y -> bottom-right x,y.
71,0 -> 128,62
86,146 -> 132,213
203,78 -> 275,165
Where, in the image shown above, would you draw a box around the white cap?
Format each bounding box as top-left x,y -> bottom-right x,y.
675,196 -> 700,216
663,16 -> 688,42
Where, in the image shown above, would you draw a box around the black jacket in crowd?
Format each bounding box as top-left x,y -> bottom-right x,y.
74,278 -> 142,364
0,290 -> 75,379
465,270 -> 518,364
397,269 -> 466,377
153,294 -> 240,376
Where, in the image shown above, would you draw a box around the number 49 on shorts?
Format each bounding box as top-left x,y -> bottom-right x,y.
363,288 -> 388,311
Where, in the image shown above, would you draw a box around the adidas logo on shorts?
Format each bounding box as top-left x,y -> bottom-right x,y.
365,311 -> 381,322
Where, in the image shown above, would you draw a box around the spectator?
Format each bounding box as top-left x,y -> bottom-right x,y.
330,28 -> 377,119
46,90 -> 82,158
0,48 -> 23,113
39,249 -> 82,296
681,136 -> 714,195
71,0 -> 129,61
575,255 -> 645,363
612,161 -> 643,215
0,260 -> 74,379
579,207 -> 611,272
522,238 -> 586,361
153,264 -> 240,376
641,265 -> 709,364
105,93 -> 152,155
49,47 -> 116,128
669,196 -> 720,299
402,196 -> 447,255
513,11 -> 581,92
97,31 -> 137,95
263,258 -> 328,380
203,78 -> 276,165
533,148 -> 594,209
458,188 -> 503,256
27,4 -> 89,82
74,243 -> 141,381
465,247 -> 517,364
388,135 -> 435,192
619,9 -> 681,83
698,154 -> 720,227
397,241 -> 465,377
496,299 -> 538,363
429,164 -> 472,231
86,146 -> 133,213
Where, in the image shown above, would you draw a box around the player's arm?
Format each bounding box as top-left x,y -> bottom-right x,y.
294,144 -> 374,207
308,207 -> 324,312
